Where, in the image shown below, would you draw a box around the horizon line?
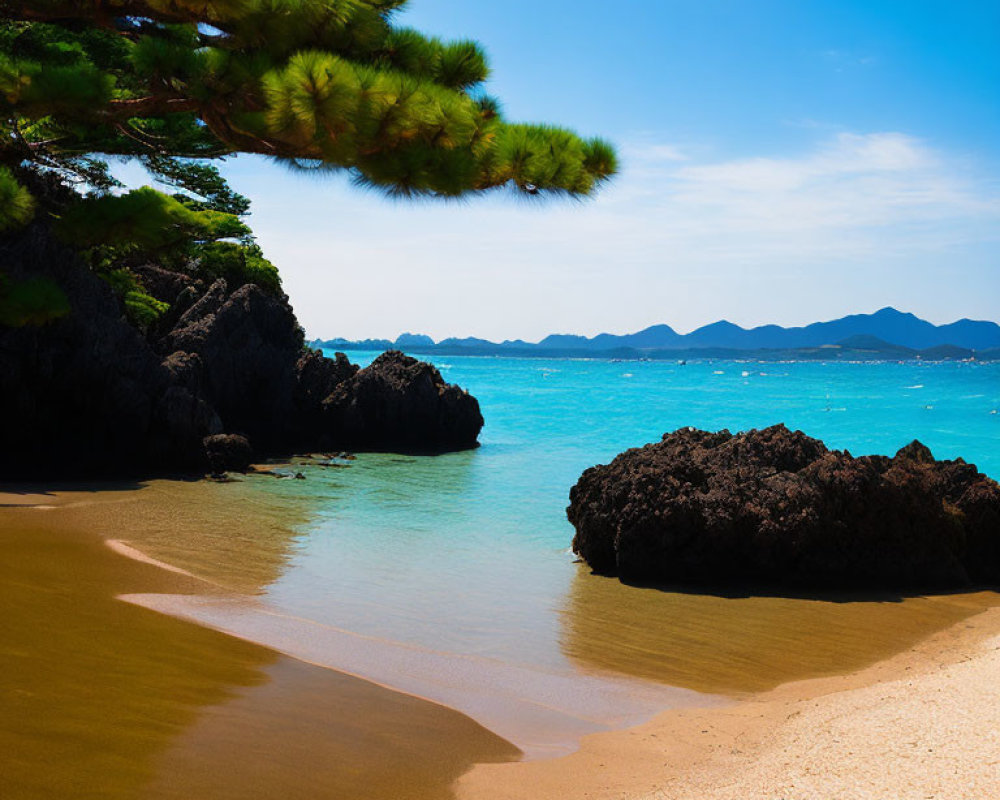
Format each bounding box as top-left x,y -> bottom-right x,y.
309,306 -> 1000,345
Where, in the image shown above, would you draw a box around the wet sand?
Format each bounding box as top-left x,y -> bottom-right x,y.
562,565 -> 998,694
9,477 -> 326,594
0,488 -> 518,800
122,589 -> 717,759
458,603 -> 1000,800
19,478 -> 722,759
121,572 -> 998,758
4,480 -> 999,799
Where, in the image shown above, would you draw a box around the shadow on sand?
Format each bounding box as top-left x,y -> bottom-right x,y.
560,563 -> 999,695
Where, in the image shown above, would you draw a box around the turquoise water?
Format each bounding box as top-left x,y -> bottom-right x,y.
256,354 -> 1000,663
149,353 -> 999,752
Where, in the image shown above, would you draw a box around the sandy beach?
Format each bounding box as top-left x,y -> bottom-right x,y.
459,601 -> 1000,800
4,482 -> 999,800
0,486 -> 517,800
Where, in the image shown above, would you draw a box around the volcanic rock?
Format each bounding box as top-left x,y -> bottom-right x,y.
322,350 -> 483,451
568,425 -> 1000,590
0,222 -> 483,478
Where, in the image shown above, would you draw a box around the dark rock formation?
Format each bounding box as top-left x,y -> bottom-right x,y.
0,223 -> 483,478
163,279 -> 304,451
1,223 -> 188,476
203,434 -> 253,474
323,351 -> 483,452
293,349 -> 359,437
133,264 -> 202,306
568,425 -> 1000,590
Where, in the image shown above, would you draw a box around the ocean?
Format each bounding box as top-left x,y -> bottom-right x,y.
127,354 -> 1000,755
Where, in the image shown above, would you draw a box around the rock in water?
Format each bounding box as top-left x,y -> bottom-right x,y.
568,425 -> 1000,590
322,351 -> 483,452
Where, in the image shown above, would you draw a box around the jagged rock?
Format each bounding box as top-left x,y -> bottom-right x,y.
568,425 -> 1000,590
164,280 -> 304,450
293,349 -> 358,437
161,350 -> 203,389
203,433 -> 253,473
170,278 -> 229,330
322,350 -> 483,452
158,284 -> 201,333
895,439 -> 935,464
1,224 -> 483,478
132,264 -> 201,305
0,223 -> 172,476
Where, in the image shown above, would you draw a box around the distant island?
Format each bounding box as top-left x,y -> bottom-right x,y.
312,307 -> 1000,362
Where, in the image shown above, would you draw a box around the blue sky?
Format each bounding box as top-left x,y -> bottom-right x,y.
155,1 -> 1000,339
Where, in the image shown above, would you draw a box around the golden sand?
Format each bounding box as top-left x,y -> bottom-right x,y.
562,563 -> 998,694
0,489 -> 517,800
459,603 -> 1000,800
4,481 -> 998,800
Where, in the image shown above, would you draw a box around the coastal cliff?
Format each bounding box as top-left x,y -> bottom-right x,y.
0,222 -> 482,479
568,425 -> 1000,590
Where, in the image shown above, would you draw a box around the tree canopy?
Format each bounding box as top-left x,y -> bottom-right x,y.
0,0 -> 617,216
0,1 -> 617,328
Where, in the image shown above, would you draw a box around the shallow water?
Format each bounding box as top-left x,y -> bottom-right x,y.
118,355 -> 1000,750
0,505 -> 515,800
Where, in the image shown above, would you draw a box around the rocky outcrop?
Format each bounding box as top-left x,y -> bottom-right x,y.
293,349 -> 359,438
0,223 -> 483,478
0,223 -> 184,476
133,264 -> 201,306
323,351 -> 483,452
568,425 -> 1000,590
163,279 -> 304,451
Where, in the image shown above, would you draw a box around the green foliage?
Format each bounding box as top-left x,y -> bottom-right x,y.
58,186 -> 281,302
196,241 -> 281,293
100,267 -> 169,329
0,166 -> 35,230
56,186 -> 250,250
1,3 -> 616,197
1,2 -> 614,331
0,272 -> 70,326
123,289 -> 169,329
141,155 -> 250,215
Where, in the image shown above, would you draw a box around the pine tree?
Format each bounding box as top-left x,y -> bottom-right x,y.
0,0 -> 617,223
1,2 -> 616,325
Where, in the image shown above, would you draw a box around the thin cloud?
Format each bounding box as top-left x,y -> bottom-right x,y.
602,131 -> 998,248
241,131 -> 1000,339
822,49 -> 879,70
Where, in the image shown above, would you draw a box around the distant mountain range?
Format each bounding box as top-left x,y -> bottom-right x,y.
312,308 -> 1000,361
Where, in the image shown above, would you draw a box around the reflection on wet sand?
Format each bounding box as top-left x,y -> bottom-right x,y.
147,658 -> 519,800
71,476 -> 330,594
125,590 -> 714,759
0,491 -> 518,800
561,563 -> 999,694
11,473 -> 996,800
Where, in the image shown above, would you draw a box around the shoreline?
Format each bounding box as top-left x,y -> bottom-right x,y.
5,483 -> 999,799
113,543 -> 722,760
0,483 -> 727,761
458,601 -> 1000,800
0,489 -> 520,800
85,501 -> 1000,797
